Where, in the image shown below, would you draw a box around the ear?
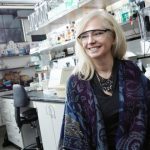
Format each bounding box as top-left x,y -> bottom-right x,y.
112,39 -> 116,46
111,40 -> 116,51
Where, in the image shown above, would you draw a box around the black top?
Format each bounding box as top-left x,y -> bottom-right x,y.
90,59 -> 119,150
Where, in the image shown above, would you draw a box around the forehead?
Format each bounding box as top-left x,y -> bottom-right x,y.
83,16 -> 105,32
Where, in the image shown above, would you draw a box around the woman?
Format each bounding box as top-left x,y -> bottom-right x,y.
59,10 -> 150,150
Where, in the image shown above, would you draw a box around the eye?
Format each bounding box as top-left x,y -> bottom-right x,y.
93,31 -> 105,36
80,34 -> 88,39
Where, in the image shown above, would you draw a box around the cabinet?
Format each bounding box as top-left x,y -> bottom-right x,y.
0,98 -> 37,148
0,90 -> 13,126
35,101 -> 65,150
0,98 -> 3,126
0,98 -> 24,147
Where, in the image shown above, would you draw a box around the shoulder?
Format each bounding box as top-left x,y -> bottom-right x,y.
67,74 -> 91,95
120,60 -> 141,73
120,59 -> 139,70
118,59 -> 143,81
121,59 -> 150,84
67,74 -> 89,87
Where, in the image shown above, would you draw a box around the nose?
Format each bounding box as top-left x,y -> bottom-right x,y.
87,34 -> 96,44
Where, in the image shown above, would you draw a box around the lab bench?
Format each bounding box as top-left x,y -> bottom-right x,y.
0,90 -> 65,150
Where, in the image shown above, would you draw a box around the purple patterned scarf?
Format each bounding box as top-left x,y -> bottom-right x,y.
59,60 -> 150,150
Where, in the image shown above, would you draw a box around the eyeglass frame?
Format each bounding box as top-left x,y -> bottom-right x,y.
77,29 -> 112,42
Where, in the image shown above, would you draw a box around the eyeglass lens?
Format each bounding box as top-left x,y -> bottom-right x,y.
78,29 -> 110,41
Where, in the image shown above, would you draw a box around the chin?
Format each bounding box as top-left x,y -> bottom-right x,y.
89,55 -> 102,59
88,52 -> 103,58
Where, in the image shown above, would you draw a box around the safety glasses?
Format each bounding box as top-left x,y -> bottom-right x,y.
78,29 -> 111,42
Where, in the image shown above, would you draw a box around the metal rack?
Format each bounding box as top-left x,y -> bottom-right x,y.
138,6 -> 150,41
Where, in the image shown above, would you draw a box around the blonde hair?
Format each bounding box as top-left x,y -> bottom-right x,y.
73,10 -> 127,80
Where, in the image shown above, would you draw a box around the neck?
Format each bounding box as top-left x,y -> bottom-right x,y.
93,56 -> 114,79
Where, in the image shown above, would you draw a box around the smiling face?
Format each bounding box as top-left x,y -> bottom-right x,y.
80,16 -> 115,61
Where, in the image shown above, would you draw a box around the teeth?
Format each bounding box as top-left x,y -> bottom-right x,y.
89,48 -> 98,52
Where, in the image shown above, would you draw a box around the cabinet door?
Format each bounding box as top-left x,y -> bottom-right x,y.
0,98 -> 4,126
50,103 -> 65,147
0,114 -> 3,126
0,99 -> 14,124
6,123 -> 24,148
0,98 -> 3,126
35,102 -> 56,150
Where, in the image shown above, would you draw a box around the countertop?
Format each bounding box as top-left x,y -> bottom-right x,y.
0,90 -> 65,103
